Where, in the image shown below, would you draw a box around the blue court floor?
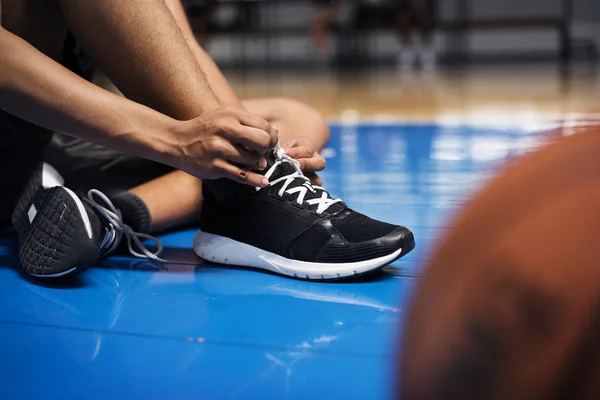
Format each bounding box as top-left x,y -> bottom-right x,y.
0,122 -> 557,399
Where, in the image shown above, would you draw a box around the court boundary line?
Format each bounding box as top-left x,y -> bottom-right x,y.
0,319 -> 397,359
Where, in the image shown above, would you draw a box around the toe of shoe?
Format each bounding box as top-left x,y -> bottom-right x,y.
382,226 -> 415,254
313,226 -> 415,263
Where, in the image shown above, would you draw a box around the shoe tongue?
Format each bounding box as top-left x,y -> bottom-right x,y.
263,148 -> 296,181
264,148 -> 346,214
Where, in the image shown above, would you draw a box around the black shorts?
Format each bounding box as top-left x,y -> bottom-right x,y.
0,34 -> 174,226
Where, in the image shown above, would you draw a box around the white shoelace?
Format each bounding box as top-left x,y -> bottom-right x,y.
84,189 -> 165,262
260,147 -> 342,215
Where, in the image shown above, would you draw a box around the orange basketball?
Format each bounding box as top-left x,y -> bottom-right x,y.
400,126 -> 600,399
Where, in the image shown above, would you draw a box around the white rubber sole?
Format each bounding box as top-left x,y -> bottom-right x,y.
61,187 -> 93,239
193,230 -> 403,280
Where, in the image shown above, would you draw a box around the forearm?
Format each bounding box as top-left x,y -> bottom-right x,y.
165,0 -> 242,108
0,28 -> 177,164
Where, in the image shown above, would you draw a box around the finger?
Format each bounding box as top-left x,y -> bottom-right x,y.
297,154 -> 327,172
224,126 -> 272,155
208,137 -> 259,168
235,111 -> 271,132
306,172 -> 323,186
237,114 -> 278,146
213,159 -> 269,188
284,145 -> 313,160
269,125 -> 279,148
279,139 -> 296,152
219,142 -> 265,169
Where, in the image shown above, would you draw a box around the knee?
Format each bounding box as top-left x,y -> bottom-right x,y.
278,98 -> 330,145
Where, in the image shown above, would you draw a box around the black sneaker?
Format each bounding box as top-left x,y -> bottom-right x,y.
194,146 -> 415,280
12,164 -> 163,278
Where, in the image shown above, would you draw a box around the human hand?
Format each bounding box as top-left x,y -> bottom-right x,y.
282,137 -> 326,186
170,107 -> 279,187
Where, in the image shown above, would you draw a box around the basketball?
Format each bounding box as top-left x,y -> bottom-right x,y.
400,126 -> 600,399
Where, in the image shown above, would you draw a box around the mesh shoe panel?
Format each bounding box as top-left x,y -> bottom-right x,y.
331,211 -> 398,243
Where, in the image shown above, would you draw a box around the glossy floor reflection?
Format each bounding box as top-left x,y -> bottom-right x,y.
0,123 -> 560,399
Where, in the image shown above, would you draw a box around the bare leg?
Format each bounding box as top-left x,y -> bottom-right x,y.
3,0 -> 329,235
56,0 -> 219,119
64,0 -> 329,148
129,171 -> 202,232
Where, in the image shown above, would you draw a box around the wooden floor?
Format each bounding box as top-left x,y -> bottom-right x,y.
227,64 -> 600,124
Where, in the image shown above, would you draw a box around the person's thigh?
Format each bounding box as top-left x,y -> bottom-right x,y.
44,133 -> 175,195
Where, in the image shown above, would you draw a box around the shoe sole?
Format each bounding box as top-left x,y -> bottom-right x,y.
11,163 -> 64,228
15,186 -> 94,278
193,230 -> 414,280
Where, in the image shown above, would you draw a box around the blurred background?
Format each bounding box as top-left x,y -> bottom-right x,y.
179,0 -> 599,123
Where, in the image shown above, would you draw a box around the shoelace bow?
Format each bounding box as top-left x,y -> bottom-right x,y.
84,189 -> 165,262
260,147 -> 342,214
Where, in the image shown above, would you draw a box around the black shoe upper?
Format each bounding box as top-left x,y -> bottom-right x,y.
200,148 -> 414,263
